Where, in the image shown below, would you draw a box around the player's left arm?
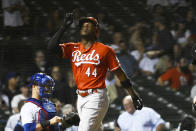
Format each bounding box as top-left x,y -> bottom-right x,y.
113,67 -> 143,110
105,46 -> 143,110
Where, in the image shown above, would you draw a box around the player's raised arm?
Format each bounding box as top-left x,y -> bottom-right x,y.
47,13 -> 73,57
113,67 -> 143,110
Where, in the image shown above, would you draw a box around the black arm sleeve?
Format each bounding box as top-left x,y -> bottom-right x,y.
47,26 -> 67,57
121,79 -> 133,89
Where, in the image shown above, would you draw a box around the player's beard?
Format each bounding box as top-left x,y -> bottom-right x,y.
80,33 -> 95,40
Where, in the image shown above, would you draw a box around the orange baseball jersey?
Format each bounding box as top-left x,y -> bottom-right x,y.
60,42 -> 121,90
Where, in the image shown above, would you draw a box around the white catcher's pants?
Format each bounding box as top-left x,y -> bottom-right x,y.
77,88 -> 109,131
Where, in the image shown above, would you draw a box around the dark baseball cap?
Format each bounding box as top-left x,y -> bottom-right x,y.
6,72 -> 17,81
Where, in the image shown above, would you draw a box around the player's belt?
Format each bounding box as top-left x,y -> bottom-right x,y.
76,89 -> 98,97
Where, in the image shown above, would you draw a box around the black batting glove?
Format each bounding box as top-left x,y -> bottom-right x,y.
62,13 -> 73,28
132,95 -> 143,110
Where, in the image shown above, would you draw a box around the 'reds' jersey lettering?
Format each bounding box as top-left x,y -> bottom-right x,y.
60,42 -> 120,90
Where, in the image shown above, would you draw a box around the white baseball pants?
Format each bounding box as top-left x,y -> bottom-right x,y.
77,88 -> 109,131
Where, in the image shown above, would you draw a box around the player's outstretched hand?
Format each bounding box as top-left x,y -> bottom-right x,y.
132,94 -> 143,110
61,112 -> 80,129
49,116 -> 63,125
62,13 -> 73,28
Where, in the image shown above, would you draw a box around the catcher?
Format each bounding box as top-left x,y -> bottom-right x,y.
20,73 -> 80,131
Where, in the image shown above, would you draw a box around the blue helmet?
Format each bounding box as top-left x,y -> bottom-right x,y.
29,73 -> 55,98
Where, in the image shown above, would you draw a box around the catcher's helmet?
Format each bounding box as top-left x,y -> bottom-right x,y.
79,17 -> 100,38
29,73 -> 55,98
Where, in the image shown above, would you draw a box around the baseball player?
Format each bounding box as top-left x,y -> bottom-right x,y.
20,73 -> 80,131
47,14 -> 143,131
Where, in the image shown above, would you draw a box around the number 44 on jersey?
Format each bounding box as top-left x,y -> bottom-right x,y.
85,67 -> 97,77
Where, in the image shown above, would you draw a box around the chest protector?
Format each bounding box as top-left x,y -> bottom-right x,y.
25,98 -> 59,131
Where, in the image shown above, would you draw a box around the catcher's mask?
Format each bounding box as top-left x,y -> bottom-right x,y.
79,17 -> 100,39
28,73 -> 55,98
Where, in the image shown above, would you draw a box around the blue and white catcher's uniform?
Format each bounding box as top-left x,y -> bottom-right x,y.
21,98 -> 60,131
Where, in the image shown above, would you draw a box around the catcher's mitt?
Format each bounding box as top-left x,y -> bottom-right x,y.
61,112 -> 80,129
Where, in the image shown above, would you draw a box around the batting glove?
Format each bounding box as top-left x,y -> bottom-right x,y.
62,13 -> 73,28
132,95 -> 143,110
